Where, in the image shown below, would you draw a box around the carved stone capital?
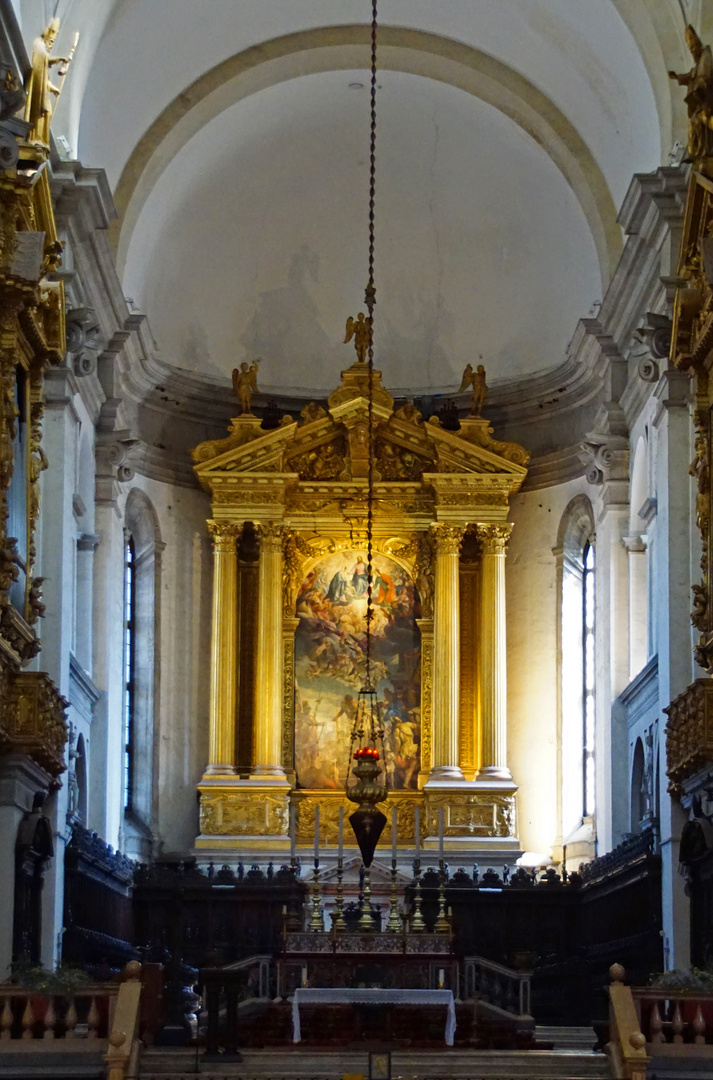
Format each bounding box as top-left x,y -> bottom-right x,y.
475,522 -> 512,554
430,523 -> 464,556
207,519 -> 243,552
255,520 -> 285,553
579,436 -> 629,486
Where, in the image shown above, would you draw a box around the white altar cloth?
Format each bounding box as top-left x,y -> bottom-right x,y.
291,987 -> 456,1045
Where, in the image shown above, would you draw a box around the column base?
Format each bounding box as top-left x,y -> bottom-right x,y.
476,765 -> 513,783
196,777 -> 291,849
203,764 -> 237,777
422,779 -> 519,851
425,765 -> 465,783
249,765 -> 288,780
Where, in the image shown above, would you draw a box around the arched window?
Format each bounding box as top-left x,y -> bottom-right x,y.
122,490 -> 162,860
557,495 -> 596,856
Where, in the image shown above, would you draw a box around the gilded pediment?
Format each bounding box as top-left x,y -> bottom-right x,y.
192,364 -> 529,490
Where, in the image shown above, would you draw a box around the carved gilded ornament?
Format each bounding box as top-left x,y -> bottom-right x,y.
0,670 -> 68,778
418,628 -> 434,774
430,523 -> 465,556
475,522 -> 513,555
666,679 -> 713,794
295,792 -> 420,846
207,519 -> 243,551
200,790 -> 289,836
282,530 -> 316,617
425,791 -> 515,839
255,520 -> 284,552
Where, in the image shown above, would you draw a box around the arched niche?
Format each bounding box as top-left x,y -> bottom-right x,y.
631,736 -> 646,834
293,547 -> 421,791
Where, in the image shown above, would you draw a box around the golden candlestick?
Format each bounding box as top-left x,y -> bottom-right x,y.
357,865 -> 374,929
333,857 -> 347,932
410,864 -> 425,933
435,865 -> 450,934
386,860 -> 402,932
308,860 -> 325,932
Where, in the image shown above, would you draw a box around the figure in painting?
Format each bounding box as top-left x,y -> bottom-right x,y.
293,549 -> 421,791
232,359 -> 260,415
24,19 -> 76,146
669,27 -> 713,162
459,362 -> 488,417
351,554 -> 368,596
344,312 -> 372,364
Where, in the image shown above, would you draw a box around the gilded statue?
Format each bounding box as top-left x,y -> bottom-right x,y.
24,19 -> 77,146
231,359 -> 260,415
300,401 -> 328,425
669,26 -> 713,163
344,312 -> 372,364
459,362 -> 488,417
393,401 -> 423,426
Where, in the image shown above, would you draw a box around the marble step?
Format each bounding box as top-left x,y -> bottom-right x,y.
535,1027 -> 598,1051
140,1046 -> 612,1079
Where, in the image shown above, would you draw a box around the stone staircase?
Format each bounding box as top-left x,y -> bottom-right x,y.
139,1043 -> 612,1079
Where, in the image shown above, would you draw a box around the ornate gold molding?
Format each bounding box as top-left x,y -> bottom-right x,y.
666,678 -> 713,795
199,787 -> 289,836
0,670 -> 68,778
425,790 -> 515,839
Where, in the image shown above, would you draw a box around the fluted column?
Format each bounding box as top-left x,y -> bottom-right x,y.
476,523 -> 512,781
206,520 -> 242,775
429,524 -> 465,782
251,522 -> 286,779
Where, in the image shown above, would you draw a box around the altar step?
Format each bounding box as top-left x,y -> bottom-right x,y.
535,1027 -> 598,1052
139,1046 -> 612,1079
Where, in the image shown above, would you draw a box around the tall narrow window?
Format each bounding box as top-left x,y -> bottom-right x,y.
558,495 -> 596,856
583,540 -> 595,818
123,534 -> 136,811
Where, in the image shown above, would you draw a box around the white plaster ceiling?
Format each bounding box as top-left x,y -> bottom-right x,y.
14,0 -> 693,396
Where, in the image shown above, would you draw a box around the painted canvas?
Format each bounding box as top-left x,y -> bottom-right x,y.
294,549 -> 421,790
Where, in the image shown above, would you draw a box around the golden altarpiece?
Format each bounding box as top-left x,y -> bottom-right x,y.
192,361 -> 529,857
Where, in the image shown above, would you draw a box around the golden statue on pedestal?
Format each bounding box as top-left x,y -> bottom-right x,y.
231,359 -> 260,415
669,26 -> 713,164
344,312 -> 372,364
24,19 -> 77,146
459,362 -> 488,417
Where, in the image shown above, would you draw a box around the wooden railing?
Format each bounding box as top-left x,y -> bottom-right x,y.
0,960 -> 142,1080
463,956 -> 531,1016
607,964 -> 650,1080
633,985 -> 713,1047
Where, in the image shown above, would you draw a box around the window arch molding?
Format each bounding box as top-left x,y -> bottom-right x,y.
122,488 -> 163,860
555,494 -> 597,868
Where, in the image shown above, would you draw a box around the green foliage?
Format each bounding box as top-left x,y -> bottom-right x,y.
649,967 -> 713,992
10,961 -> 91,995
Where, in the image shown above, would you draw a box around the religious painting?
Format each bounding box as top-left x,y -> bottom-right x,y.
294,549 -> 421,790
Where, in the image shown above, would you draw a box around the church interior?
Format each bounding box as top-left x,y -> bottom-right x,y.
4,0 -> 713,1076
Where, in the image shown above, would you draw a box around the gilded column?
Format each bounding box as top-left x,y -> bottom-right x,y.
205,520 -> 242,776
428,524 -> 465,782
476,523 -> 512,781
252,522 -> 286,778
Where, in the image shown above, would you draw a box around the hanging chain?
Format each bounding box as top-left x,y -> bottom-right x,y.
363,0 -> 378,726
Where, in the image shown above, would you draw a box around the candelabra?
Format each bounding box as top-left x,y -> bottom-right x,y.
357,865 -> 375,930
386,859 -> 402,932
333,856 -> 347,932
434,863 -> 450,934
410,858 -> 425,933
308,858 -> 325,932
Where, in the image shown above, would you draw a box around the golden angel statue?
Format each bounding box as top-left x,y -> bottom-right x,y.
669,26 -> 713,163
344,312 -> 372,364
24,19 -> 78,146
459,362 -> 488,417
232,359 -> 260,415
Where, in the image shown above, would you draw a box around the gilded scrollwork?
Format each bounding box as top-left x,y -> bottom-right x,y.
425,791 -> 515,839
475,522 -> 513,555
282,530 -> 316,617
199,790 -> 289,836
290,436 -> 346,480
0,670 -> 68,777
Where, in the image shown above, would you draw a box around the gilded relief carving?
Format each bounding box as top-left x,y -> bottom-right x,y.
200,790 -> 289,836
425,791 -> 515,839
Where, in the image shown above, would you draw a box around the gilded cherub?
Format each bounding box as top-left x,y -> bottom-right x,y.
669,26 -> 713,162
459,362 -> 488,417
231,359 -> 260,415
344,312 -> 372,364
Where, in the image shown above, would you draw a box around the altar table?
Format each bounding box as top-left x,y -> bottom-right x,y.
291,987 -> 456,1045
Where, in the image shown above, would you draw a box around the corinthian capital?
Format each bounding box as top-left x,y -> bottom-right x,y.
475,523 -> 512,554
430,523 -> 465,556
207,519 -> 243,552
255,520 -> 285,553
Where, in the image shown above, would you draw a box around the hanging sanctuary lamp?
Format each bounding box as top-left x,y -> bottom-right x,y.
345,0 -> 388,869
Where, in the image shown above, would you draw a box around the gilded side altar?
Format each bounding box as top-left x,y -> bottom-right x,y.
192,363 -> 528,855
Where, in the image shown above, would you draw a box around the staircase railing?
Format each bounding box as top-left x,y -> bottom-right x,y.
463,955 -> 532,1016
